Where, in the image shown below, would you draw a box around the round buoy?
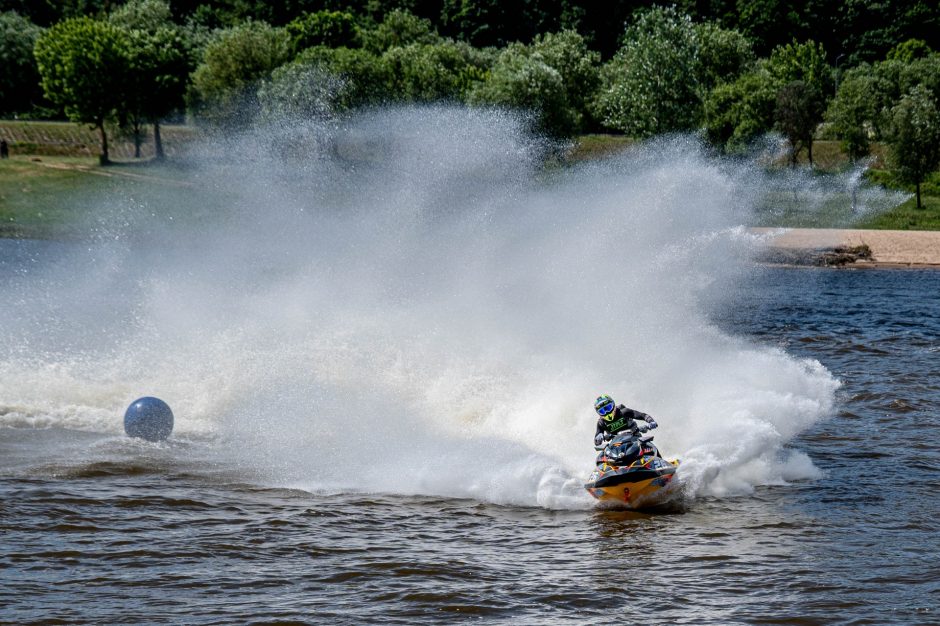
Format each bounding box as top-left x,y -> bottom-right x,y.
124,397 -> 174,442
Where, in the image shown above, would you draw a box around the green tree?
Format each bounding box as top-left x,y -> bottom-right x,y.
702,65 -> 777,151
361,8 -> 440,54
593,7 -> 700,137
528,29 -> 599,129
767,40 -> 831,164
735,0 -> 806,56
286,10 -> 360,54
109,0 -> 172,32
257,60 -> 345,121
34,16 -> 131,164
868,55 -> 940,138
888,84 -> 940,209
468,43 -> 573,137
383,40 -> 489,102
123,27 -> 192,158
294,46 -> 392,109
826,67 -> 878,160
109,1 -> 193,160
189,21 -> 291,127
0,11 -> 44,116
767,39 -> 832,96
694,21 -> 755,92
775,80 -> 825,166
886,39 -> 933,63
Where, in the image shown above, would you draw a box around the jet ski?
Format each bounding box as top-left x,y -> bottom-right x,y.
584,431 -> 679,507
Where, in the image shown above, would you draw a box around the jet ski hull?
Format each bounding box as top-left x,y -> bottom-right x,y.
585,456 -> 679,507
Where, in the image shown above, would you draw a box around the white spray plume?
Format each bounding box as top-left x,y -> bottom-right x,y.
0,106 -> 845,508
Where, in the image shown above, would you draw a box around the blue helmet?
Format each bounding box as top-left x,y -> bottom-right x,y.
594,395 -> 616,420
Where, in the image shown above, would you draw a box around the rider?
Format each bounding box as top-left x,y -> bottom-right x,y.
593,395 -> 658,447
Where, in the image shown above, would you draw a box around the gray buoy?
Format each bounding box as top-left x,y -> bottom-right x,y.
124,396 -> 174,442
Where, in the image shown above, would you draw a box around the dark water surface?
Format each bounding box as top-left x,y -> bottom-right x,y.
2,257 -> 939,624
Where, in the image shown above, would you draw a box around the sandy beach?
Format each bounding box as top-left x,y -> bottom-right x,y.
752,228 -> 940,268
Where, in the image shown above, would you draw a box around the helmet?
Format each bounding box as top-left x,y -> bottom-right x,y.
594,395 -> 616,420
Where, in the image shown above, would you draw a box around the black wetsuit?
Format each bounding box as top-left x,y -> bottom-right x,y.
595,404 -> 656,444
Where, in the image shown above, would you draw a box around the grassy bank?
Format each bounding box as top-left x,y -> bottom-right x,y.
2,122 -> 939,238
0,154 -> 223,238
0,120 -> 195,160
0,156 -> 103,238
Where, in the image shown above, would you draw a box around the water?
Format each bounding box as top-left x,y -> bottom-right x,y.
1,108 -> 937,624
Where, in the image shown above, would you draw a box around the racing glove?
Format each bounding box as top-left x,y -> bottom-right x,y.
594,433 -> 605,446
647,419 -> 658,429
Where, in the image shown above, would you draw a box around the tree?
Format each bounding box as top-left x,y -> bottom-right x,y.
775,80 -> 825,166
109,1 -> 193,160
826,68 -> 878,160
703,65 -> 778,152
294,46 -> 392,109
593,7 -> 700,137
767,40 -> 831,165
286,10 -> 360,54
528,29 -> 600,130
868,55 -> 940,138
34,17 -> 130,164
189,21 -> 291,127
694,21 -> 755,92
257,60 -> 345,121
888,84 -> 940,209
468,43 -> 573,137
767,39 -> 832,96
383,40 -> 488,102
440,0 -> 530,48
886,39 -> 933,63
122,27 -> 192,158
109,0 -> 173,32
0,11 -> 44,116
361,8 -> 440,54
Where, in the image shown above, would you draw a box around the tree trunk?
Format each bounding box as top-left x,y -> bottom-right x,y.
807,139 -> 814,166
98,122 -> 110,166
134,121 -> 142,159
916,182 -> 922,209
153,122 -> 164,161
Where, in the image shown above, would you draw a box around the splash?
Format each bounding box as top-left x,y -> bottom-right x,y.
0,106 -> 842,508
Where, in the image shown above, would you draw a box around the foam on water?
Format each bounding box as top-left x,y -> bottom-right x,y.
0,106 -> 845,508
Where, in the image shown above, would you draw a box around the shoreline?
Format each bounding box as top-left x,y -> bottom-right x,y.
751,228 -> 940,269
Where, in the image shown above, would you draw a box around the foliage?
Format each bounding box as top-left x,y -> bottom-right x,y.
468,43 -> 573,137
383,40 -> 489,102
703,66 -> 777,151
123,27 -> 193,155
257,60 -> 345,121
775,80 -> 825,166
694,21 -> 755,91
109,0 -> 173,31
593,7 -> 700,137
0,11 -> 44,115
440,0 -> 524,48
361,8 -> 440,54
34,17 -> 131,163
294,46 -> 392,109
286,10 -> 360,54
189,21 -> 291,126
767,39 -> 832,96
826,68 -> 878,159
734,0 -> 806,56
886,38 -> 933,62
887,84 -> 940,208
528,29 -> 599,124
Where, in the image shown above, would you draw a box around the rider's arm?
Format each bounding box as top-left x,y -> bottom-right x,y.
624,407 -> 658,428
594,419 -> 608,446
